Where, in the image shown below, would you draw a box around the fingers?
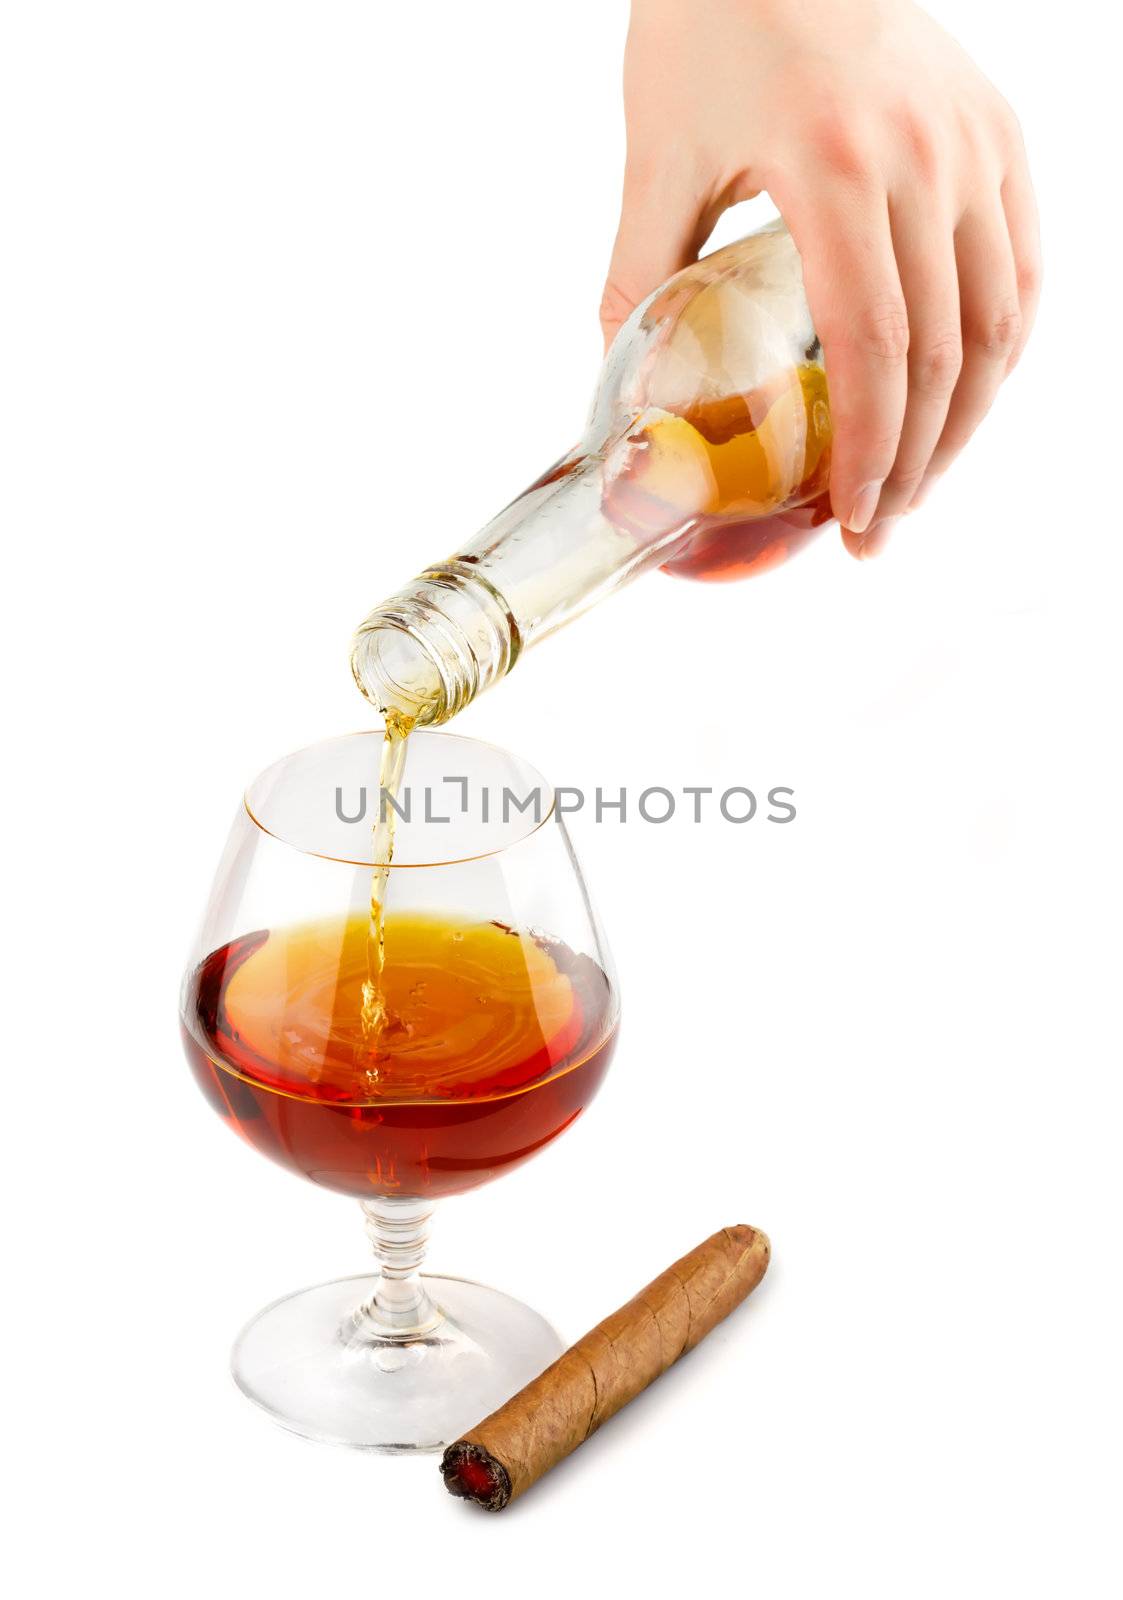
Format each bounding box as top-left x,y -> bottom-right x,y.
600,166 -> 710,351
1000,155 -> 1043,373
774,181 -> 909,546
907,139 -> 1039,514
862,193 -> 961,541
911,203 -> 1021,506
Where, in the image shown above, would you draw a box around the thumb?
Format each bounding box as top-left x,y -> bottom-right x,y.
600,171 -> 709,351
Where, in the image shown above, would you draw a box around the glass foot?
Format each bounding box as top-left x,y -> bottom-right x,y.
231,1272 -> 565,1452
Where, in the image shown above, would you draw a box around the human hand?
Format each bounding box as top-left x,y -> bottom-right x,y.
601,0 -> 1041,556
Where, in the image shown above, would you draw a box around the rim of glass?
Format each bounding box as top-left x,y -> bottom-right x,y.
243,728 -> 558,869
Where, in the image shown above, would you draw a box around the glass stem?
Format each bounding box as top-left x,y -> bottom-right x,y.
359,1197 -> 441,1338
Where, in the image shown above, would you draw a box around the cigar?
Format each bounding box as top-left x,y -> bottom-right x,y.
441,1223 -> 770,1510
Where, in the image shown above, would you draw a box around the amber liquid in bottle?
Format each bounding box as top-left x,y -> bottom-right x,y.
181,912 -> 617,1199
604,363 -> 833,582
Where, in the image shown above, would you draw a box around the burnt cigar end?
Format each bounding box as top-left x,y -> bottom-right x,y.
441,1441 -> 513,1512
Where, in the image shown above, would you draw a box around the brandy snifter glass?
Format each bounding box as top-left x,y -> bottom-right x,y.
180,731 -> 618,1451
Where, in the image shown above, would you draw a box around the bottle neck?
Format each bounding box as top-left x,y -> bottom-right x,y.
352,449 -> 622,726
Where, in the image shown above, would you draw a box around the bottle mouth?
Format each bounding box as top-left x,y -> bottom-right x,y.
351,567 -> 519,728
351,614 -> 449,727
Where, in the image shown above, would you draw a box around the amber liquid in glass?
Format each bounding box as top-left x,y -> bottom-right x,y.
182,912 -> 617,1199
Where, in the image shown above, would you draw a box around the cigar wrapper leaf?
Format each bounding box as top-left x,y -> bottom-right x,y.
441,1223 -> 770,1510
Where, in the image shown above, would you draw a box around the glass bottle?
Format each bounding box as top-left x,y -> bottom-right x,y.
352,219 -> 833,726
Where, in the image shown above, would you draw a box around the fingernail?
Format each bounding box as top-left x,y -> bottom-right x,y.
858,516 -> 899,559
847,481 -> 884,536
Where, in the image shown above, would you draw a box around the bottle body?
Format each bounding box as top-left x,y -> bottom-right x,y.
353,221 -> 832,725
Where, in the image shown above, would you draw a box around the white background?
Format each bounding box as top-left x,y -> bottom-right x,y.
2,2 -> 1119,1595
